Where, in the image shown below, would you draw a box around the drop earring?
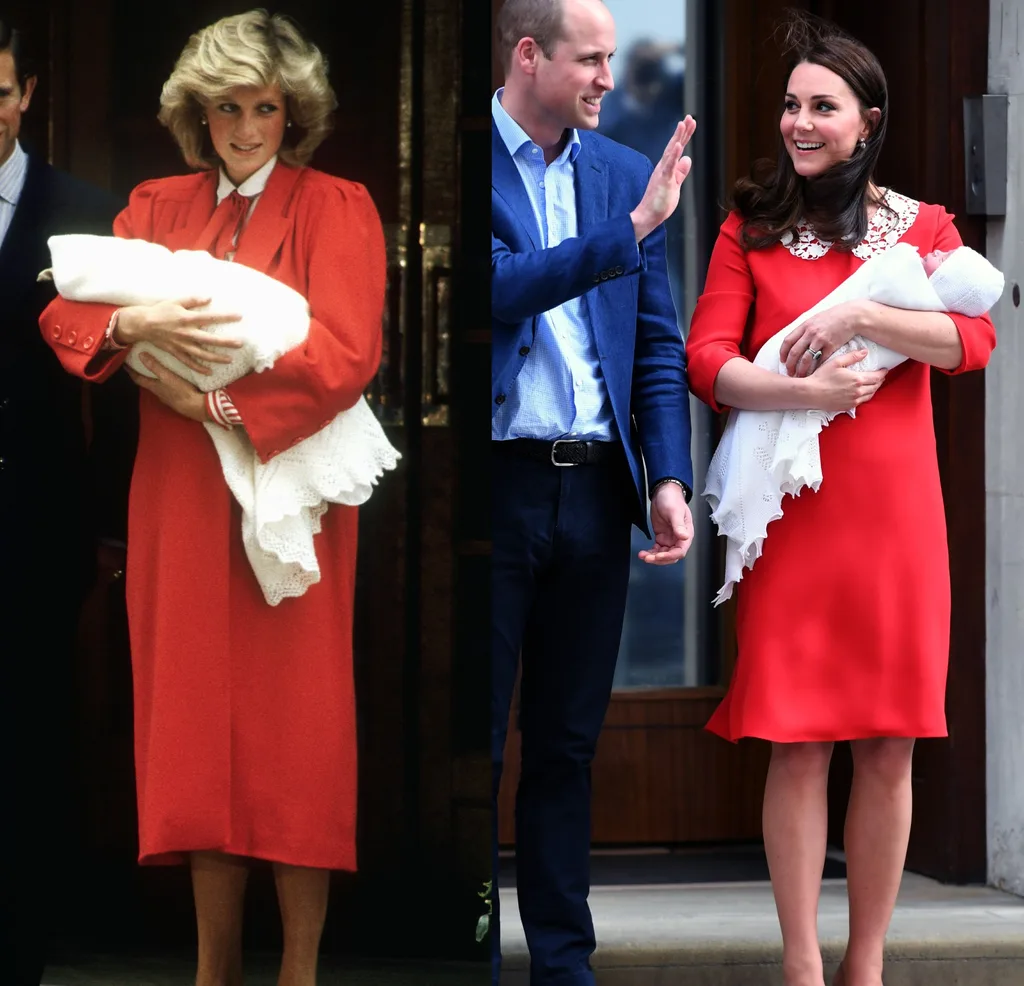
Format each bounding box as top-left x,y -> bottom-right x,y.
286,120 -> 293,128
858,138 -> 867,151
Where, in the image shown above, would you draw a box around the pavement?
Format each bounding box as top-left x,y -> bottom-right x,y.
499,870 -> 1024,985
42,864 -> 1024,985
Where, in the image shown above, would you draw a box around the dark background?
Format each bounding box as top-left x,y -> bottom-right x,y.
7,0 -> 492,965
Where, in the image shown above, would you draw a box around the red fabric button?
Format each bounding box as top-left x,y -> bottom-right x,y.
83,336 -> 95,348
52,326 -> 62,340
67,331 -> 78,344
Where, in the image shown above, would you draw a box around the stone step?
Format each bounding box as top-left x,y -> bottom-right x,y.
499,873 -> 1024,985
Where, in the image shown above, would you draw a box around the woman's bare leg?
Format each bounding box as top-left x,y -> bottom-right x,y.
839,737 -> 915,986
191,851 -> 249,986
273,863 -> 330,986
764,741 -> 835,986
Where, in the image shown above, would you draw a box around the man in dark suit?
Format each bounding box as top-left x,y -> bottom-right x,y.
0,18 -> 130,985
491,1 -> 696,983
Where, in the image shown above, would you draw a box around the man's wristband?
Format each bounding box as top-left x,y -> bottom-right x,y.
650,476 -> 692,503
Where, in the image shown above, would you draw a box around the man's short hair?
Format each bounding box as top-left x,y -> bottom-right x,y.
0,18 -> 36,89
495,0 -> 566,74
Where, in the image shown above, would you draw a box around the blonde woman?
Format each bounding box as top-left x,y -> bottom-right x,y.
39,11 -> 385,986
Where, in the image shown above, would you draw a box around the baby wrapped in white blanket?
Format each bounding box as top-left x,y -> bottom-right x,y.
704,241 -> 1004,606
44,233 -> 401,606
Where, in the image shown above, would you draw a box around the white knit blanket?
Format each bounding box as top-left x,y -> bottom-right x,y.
44,233 -> 400,606
704,242 -> 983,606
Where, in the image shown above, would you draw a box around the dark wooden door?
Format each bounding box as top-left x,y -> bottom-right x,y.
17,0 -> 489,961
723,0 -> 989,883
813,0 -> 989,885
498,0 -> 989,877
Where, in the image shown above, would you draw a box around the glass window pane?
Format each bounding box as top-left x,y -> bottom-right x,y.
600,0 -> 718,690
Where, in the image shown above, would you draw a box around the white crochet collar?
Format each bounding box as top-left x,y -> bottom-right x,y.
781,189 -> 920,261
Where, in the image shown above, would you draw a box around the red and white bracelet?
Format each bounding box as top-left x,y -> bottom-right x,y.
103,308 -> 129,350
205,389 -> 243,430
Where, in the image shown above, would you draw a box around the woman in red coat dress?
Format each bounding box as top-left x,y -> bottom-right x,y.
686,15 -> 995,986
40,11 -> 385,986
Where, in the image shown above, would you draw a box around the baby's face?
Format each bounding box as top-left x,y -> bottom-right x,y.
922,249 -> 952,276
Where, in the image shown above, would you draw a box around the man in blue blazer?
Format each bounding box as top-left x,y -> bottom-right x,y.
491,1 -> 696,983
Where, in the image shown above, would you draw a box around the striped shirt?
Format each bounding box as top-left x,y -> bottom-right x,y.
491,89 -> 616,442
0,140 -> 28,250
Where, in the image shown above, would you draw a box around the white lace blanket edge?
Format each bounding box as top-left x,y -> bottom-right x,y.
45,234 -> 400,607
703,243 -> 953,606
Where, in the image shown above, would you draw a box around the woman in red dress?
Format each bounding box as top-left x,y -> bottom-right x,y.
686,15 -> 995,986
40,11 -> 385,986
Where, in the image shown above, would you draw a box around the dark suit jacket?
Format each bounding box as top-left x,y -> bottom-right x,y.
491,125 -> 693,534
0,151 -> 132,596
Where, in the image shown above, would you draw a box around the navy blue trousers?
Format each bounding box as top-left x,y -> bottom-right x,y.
492,444 -> 635,986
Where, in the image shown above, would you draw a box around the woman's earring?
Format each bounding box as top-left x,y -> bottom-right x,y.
286,120 -> 293,128
858,138 -> 867,151
200,116 -> 207,126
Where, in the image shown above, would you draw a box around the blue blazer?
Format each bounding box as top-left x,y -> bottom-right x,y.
491,124 -> 693,533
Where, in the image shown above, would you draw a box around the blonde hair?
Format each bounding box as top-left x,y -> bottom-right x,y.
158,9 -> 336,170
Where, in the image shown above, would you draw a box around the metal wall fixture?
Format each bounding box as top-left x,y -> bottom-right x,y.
370,223 -> 408,427
366,0 -> 452,428
420,222 -> 452,426
964,94 -> 1009,217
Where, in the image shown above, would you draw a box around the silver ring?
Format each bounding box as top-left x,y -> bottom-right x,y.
807,347 -> 823,361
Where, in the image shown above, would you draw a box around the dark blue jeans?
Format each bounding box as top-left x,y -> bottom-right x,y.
492,444 -> 634,986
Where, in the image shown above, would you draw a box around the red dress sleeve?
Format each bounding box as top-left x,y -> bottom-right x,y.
225,180 -> 386,462
929,207 -> 998,375
38,180 -> 164,382
685,212 -> 755,413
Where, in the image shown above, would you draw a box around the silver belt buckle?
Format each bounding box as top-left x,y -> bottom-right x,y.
551,438 -> 579,467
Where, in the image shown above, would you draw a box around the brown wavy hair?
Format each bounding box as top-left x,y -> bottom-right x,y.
731,10 -> 889,252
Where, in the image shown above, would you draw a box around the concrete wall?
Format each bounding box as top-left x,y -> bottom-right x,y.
986,0 -> 1024,898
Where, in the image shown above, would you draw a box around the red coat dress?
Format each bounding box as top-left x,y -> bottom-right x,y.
686,195 -> 996,743
41,162 -> 385,867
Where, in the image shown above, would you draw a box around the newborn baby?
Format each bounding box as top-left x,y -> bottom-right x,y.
42,233 -> 401,606
809,244 -> 1003,379
704,242 -> 1004,605
41,234 -> 311,386
921,249 -> 950,276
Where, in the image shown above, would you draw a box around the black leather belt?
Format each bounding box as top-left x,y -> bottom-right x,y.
495,438 -> 621,467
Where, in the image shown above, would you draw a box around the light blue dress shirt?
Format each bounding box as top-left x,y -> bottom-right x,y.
491,89 -> 616,442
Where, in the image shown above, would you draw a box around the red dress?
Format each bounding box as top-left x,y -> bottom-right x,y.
686,195 -> 996,743
40,162 -> 386,867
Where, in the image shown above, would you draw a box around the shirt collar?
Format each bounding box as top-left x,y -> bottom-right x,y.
491,88 -> 581,165
0,140 -> 28,206
216,154 -> 278,204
